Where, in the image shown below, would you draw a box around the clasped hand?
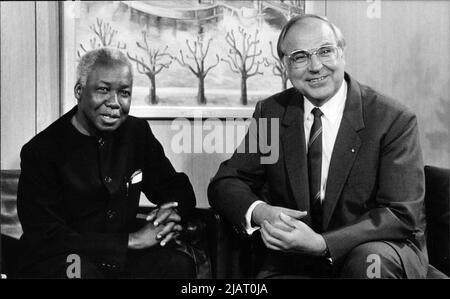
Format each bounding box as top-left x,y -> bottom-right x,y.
253,203 -> 326,256
128,202 -> 183,250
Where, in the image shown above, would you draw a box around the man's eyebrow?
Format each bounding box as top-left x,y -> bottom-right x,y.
97,80 -> 131,89
290,41 -> 336,53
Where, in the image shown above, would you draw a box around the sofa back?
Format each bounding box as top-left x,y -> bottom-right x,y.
424,166 -> 449,276
1,170 -> 22,239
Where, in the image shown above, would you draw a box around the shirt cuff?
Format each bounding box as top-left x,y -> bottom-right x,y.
244,200 -> 265,235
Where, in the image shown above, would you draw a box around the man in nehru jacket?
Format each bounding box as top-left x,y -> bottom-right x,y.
16,48 -> 196,278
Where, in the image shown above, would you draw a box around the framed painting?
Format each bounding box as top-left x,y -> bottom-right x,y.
61,0 -> 307,118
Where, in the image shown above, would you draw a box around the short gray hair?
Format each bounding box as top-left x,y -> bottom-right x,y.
76,48 -> 133,87
277,14 -> 346,60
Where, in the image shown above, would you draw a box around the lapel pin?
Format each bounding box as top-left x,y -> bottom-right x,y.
351,148 -> 355,153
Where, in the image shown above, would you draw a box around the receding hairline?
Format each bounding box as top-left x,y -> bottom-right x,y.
277,14 -> 345,60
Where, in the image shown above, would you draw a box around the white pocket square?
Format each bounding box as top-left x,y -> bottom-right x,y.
130,170 -> 142,184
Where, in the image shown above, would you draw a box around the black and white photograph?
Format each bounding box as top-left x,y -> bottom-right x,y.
1,0 -> 448,287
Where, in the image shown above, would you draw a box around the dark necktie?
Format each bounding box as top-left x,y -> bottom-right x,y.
308,107 -> 324,232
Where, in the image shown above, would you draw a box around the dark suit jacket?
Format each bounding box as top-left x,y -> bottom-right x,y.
208,73 -> 428,278
17,106 -> 195,273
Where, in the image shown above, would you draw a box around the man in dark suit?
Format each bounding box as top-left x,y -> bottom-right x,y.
16,48 -> 196,278
208,14 -> 428,278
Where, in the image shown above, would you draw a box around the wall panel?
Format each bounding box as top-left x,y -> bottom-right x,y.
148,119 -> 237,208
326,0 -> 450,167
1,2 -> 36,169
36,1 -> 60,133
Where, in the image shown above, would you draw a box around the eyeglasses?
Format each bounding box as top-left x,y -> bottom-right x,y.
285,45 -> 340,69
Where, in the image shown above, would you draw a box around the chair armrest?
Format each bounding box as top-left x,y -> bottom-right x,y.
1,234 -> 22,277
206,211 -> 264,278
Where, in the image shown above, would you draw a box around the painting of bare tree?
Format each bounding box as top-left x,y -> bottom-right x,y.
127,31 -> 172,105
264,41 -> 288,90
222,27 -> 264,105
77,18 -> 126,58
172,36 -> 220,105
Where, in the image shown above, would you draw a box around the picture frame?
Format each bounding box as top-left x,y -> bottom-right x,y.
61,1 -> 307,118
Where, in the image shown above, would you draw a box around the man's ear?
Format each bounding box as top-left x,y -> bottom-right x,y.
74,83 -> 82,101
340,48 -> 346,65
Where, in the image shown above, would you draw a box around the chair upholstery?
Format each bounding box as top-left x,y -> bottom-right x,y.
424,166 -> 449,278
1,170 -> 22,239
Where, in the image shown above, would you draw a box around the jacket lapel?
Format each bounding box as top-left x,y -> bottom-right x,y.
323,74 -> 365,229
281,92 -> 311,215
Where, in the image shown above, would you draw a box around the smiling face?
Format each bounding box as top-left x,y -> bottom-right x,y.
74,61 -> 133,136
281,18 -> 345,106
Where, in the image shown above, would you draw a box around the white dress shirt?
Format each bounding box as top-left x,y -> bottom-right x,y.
244,80 -> 348,234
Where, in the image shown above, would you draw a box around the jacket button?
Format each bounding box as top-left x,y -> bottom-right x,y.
104,176 -> 112,183
107,210 -> 116,219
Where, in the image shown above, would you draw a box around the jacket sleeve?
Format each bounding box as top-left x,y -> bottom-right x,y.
141,121 -> 196,221
322,111 -> 426,263
208,101 -> 267,234
17,143 -> 129,271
